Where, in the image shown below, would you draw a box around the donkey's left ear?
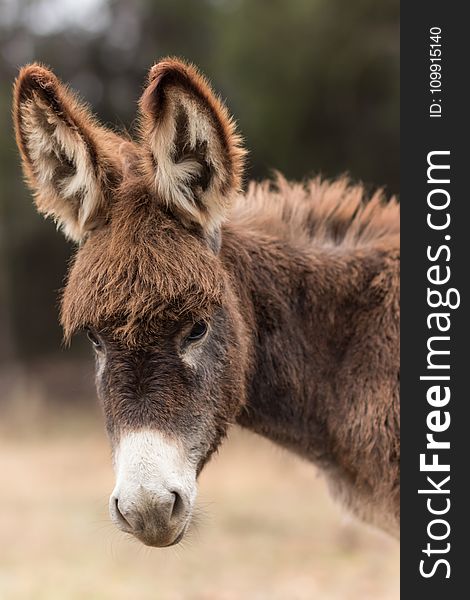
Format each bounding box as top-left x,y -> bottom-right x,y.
139,58 -> 246,232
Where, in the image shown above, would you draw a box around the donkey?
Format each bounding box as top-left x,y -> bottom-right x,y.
13,58 -> 400,547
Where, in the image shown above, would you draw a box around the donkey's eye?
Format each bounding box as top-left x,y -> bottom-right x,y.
186,321 -> 208,342
86,328 -> 102,349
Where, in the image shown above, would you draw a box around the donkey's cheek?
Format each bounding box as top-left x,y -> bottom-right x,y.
93,352 -> 107,399
95,352 -> 106,379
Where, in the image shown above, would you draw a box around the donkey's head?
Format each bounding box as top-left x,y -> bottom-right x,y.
14,59 -> 250,547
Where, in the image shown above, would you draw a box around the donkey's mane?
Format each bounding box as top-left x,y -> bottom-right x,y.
232,174 -> 399,249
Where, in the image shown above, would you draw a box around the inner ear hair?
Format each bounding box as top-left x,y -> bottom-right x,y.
171,103 -> 212,182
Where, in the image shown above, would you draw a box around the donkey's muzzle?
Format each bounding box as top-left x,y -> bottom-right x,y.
109,486 -> 190,547
109,430 -> 197,547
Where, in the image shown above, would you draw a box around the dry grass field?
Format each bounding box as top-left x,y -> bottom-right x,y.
0,404 -> 399,600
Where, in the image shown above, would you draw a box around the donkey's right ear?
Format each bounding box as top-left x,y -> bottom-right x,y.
13,64 -> 120,242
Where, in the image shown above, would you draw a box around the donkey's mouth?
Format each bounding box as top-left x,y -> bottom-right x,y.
135,518 -> 190,548
163,525 -> 187,547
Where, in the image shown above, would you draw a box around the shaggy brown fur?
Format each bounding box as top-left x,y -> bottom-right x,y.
239,175 -> 399,249
60,182 -> 225,345
13,58 -> 400,543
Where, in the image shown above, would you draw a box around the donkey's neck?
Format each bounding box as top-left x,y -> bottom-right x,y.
221,224 -> 399,475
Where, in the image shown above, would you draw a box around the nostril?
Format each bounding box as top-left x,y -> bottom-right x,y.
113,496 -> 132,530
170,490 -> 185,520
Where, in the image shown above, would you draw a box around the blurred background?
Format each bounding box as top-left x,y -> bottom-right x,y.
0,1 -> 399,598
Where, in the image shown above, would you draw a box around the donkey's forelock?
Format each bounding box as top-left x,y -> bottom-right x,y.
60,184 -> 224,344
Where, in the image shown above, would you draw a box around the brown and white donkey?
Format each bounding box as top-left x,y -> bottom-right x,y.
13,58 -> 400,547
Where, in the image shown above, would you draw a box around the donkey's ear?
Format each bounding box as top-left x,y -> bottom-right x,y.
13,64 -> 120,242
139,58 -> 246,231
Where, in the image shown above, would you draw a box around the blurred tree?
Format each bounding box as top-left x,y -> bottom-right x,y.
0,0 -> 399,364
